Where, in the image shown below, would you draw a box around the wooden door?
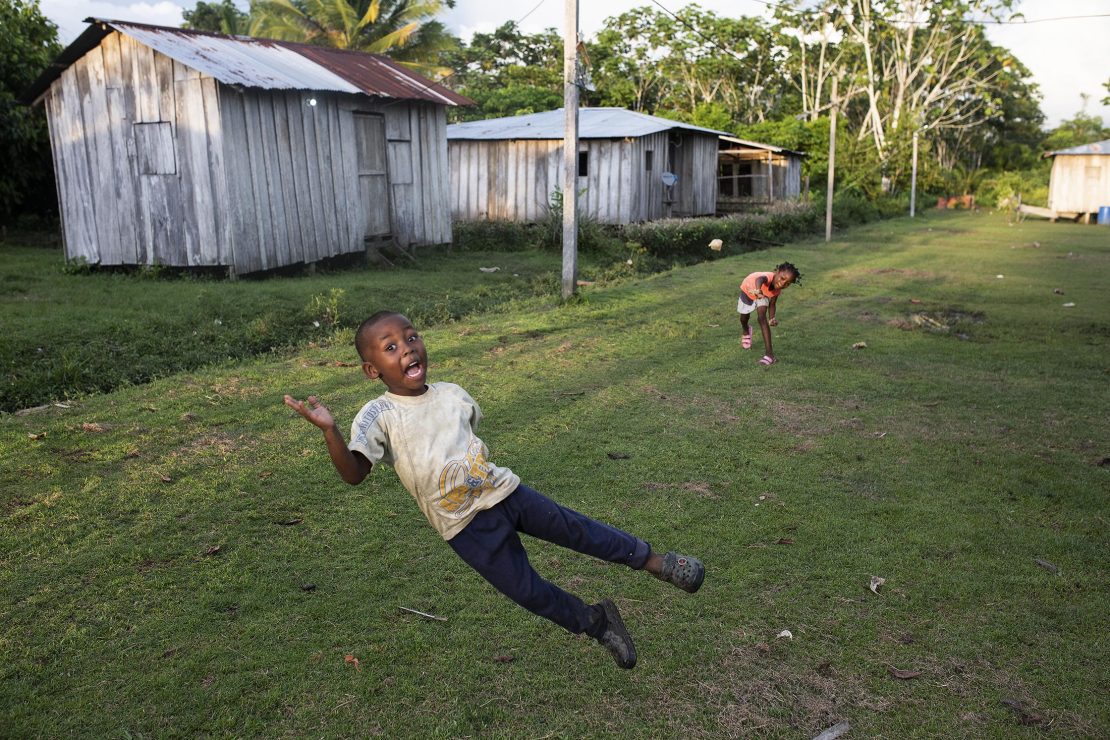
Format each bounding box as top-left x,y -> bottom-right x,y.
353,113 -> 391,238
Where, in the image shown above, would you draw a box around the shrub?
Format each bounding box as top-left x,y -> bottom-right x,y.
618,201 -> 822,261
975,169 -> 1050,209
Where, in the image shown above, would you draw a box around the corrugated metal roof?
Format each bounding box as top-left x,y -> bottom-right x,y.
719,135 -> 806,158
1045,139 -> 1110,157
21,18 -> 471,106
447,108 -> 730,140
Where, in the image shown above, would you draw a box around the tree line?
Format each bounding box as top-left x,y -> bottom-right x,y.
2,0 -> 1108,224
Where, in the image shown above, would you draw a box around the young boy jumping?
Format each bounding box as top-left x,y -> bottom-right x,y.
284,311 -> 704,669
738,261 -> 800,365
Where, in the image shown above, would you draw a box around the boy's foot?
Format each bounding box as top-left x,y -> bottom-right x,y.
741,329 -> 752,349
659,552 -> 705,593
594,599 -> 637,669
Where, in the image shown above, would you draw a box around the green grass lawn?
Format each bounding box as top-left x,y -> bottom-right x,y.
1,211 -> 1107,737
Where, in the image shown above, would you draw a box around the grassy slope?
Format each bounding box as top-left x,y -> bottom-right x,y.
1,211 -> 1107,737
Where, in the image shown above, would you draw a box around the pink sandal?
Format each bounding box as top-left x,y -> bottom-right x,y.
741,329 -> 752,349
759,355 -> 776,366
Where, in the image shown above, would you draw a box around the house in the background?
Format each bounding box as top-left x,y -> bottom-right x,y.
21,18 -> 471,274
1043,139 -> 1110,223
716,136 -> 806,212
446,108 -> 727,224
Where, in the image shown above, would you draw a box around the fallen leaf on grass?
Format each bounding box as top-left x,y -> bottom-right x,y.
1062,302 -> 1075,307
1001,698 -> 1044,725
275,518 -> 303,526
82,422 -> 105,433
344,654 -> 361,671
333,361 -> 357,367
203,545 -> 221,556
301,583 -> 316,592
852,342 -> 868,349
607,451 -> 631,459
777,630 -> 793,639
181,412 -> 197,422
873,431 -> 887,438
869,576 -> 886,594
888,666 -> 922,680
776,538 -> 794,545
1053,288 -> 1064,295
492,654 -> 515,663
909,299 -> 922,304
158,473 -> 172,483
28,432 -> 46,440
1034,558 -> 1059,574
478,266 -> 500,273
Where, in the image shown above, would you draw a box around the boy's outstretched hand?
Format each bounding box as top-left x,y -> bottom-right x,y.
284,394 -> 335,430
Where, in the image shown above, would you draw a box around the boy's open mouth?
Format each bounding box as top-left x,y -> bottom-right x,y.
404,360 -> 423,379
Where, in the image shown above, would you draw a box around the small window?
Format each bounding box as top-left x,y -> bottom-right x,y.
134,122 -> 176,175
645,150 -> 653,171
578,150 -> 589,177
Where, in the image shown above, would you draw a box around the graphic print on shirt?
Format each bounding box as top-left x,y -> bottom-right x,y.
437,438 -> 496,516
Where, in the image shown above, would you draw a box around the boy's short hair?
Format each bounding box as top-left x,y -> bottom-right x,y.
355,311 -> 404,361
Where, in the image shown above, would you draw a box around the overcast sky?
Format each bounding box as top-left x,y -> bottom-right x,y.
40,0 -> 1110,128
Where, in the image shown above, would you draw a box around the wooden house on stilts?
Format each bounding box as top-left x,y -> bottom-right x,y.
21,18 -> 472,274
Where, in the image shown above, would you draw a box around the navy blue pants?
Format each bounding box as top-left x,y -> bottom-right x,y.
448,484 -> 651,638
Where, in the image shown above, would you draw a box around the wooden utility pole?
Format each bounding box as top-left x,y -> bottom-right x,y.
910,130 -> 919,218
561,0 -> 579,300
825,76 -> 838,242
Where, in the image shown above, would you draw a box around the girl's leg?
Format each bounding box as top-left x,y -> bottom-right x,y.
449,502 -> 605,636
757,305 -> 773,357
740,312 -> 752,347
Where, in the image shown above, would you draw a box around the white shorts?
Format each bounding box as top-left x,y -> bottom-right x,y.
737,296 -> 769,315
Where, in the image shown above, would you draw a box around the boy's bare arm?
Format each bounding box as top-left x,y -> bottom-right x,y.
284,395 -> 371,485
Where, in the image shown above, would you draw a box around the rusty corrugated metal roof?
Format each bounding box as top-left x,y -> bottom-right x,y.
21,18 -> 471,106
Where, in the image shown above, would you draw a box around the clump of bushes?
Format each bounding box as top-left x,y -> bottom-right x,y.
975,170 -> 1050,209
619,201 -> 823,260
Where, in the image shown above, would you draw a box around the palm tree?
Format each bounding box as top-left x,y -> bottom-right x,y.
249,0 -> 457,77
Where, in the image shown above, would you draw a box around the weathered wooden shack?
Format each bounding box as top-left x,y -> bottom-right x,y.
21,18 -> 471,274
1044,139 -> 1110,222
717,136 -> 805,212
446,108 -> 726,224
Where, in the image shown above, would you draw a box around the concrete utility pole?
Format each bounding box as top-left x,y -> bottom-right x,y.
910,130 -> 919,218
561,0 -> 579,300
825,75 -> 838,243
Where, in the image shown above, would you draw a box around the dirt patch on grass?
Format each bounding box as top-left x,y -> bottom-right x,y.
643,481 -> 721,500
888,310 -> 984,339
650,642 -> 883,738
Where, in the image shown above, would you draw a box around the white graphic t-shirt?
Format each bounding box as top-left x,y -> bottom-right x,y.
348,382 -> 520,540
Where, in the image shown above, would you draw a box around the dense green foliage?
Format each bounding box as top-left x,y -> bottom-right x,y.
0,0 -> 61,224
2,213 -> 1107,736
181,0 -> 249,34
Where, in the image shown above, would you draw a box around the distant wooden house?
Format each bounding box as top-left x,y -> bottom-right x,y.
446,108 -> 727,224
717,136 -> 805,212
1043,139 -> 1110,222
21,18 -> 471,274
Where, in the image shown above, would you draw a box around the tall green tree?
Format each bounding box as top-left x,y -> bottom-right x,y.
587,6 -> 792,126
249,0 -> 458,76
443,22 -> 562,122
0,0 -> 62,223
182,0 -> 250,35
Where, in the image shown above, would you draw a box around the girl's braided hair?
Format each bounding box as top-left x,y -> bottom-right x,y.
776,261 -> 801,284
